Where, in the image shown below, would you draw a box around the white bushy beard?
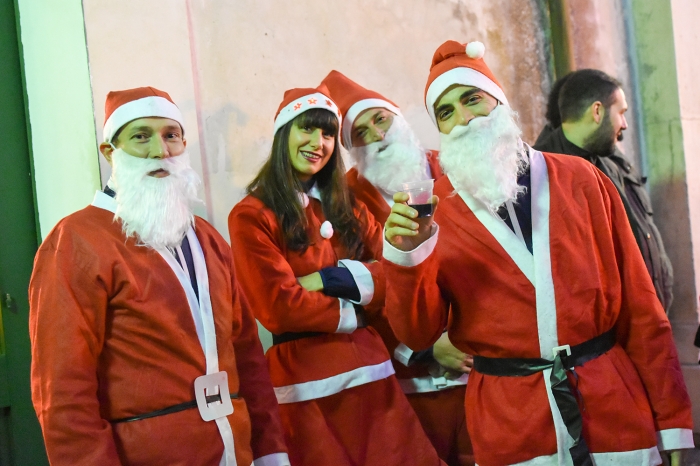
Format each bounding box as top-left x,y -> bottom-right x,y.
109,149 -> 202,249
349,115 -> 428,193
439,104 -> 528,212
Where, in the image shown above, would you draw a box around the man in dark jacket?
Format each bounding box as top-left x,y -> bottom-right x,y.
534,69 -> 674,311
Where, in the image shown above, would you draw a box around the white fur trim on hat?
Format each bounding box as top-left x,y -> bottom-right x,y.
425,68 -> 509,126
103,96 -> 184,142
342,98 -> 402,149
274,93 -> 342,135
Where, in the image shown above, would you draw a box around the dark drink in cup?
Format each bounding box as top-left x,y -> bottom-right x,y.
408,203 -> 433,218
402,179 -> 435,219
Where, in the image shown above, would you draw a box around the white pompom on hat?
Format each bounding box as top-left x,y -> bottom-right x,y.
465,41 -> 486,59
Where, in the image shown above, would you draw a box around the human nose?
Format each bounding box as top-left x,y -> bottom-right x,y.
150,136 -> 170,159
455,106 -> 472,127
621,115 -> 628,130
370,125 -> 386,143
308,129 -> 323,149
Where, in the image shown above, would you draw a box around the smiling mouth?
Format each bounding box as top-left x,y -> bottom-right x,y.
148,168 -> 170,178
301,151 -> 322,162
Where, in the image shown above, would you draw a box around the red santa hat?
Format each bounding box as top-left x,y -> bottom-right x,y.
103,86 -> 184,143
273,85 -> 341,135
424,40 -> 509,126
320,70 -> 402,148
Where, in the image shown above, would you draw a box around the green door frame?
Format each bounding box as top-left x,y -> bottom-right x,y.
0,0 -> 48,464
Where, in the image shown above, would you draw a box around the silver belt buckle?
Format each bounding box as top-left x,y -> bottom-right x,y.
552,344 -> 571,358
194,371 -> 234,422
552,344 -> 572,369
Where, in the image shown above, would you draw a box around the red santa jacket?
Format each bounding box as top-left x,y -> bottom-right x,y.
228,189 -> 393,404
382,149 -> 693,465
29,192 -> 288,466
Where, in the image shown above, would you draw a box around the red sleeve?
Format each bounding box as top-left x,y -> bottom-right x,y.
230,273 -> 288,458
382,247 -> 449,352
355,200 -> 386,313
598,171 -> 693,433
228,203 -> 353,334
29,223 -> 122,465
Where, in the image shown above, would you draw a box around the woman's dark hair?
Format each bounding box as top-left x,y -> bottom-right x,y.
247,108 -> 365,258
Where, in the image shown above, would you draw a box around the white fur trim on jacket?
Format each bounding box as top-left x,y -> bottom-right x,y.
253,452 -> 291,466
382,224 -> 439,267
273,360 -> 394,404
338,259 -> 374,306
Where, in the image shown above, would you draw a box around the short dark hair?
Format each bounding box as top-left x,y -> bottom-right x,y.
558,69 -> 621,123
545,73 -> 572,128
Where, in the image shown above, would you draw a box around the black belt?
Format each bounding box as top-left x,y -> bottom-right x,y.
272,304 -> 368,346
110,392 -> 239,424
472,329 -> 615,466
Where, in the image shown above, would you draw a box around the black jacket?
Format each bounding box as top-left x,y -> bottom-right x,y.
534,127 -> 674,311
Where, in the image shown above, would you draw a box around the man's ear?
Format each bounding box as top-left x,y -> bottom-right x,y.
183,138 -> 187,148
99,141 -> 115,165
591,101 -> 605,125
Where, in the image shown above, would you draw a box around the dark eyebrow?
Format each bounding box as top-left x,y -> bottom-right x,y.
460,88 -> 482,100
163,125 -> 183,133
127,126 -> 154,135
353,123 -> 368,134
434,102 -> 454,116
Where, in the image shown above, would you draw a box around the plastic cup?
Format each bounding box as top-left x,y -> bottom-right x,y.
402,179 -> 434,218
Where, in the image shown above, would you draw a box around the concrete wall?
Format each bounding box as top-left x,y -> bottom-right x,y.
669,0 -> 700,428
17,0 -> 100,240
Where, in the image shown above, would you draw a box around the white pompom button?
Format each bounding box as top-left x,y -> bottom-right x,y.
320,221 -> 334,239
298,192 -> 309,208
466,41 -> 485,59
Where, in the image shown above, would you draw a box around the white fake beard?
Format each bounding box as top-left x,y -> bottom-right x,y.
109,149 -> 202,249
439,104 -> 528,212
349,115 -> 428,193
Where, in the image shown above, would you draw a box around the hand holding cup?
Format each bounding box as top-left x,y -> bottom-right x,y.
385,179 -> 438,251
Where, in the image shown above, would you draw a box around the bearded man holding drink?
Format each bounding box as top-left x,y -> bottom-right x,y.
382,40 -> 693,466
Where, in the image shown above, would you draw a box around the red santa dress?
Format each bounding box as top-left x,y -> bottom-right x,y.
29,190 -> 289,466
347,149 -> 473,466
228,185 -> 444,466
382,149 -> 694,465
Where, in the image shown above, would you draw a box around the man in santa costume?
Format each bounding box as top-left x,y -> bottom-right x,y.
382,40 -> 693,465
29,86 -> 290,466
321,70 -> 474,466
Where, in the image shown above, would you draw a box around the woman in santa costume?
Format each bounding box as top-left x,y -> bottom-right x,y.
228,85 -> 443,466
